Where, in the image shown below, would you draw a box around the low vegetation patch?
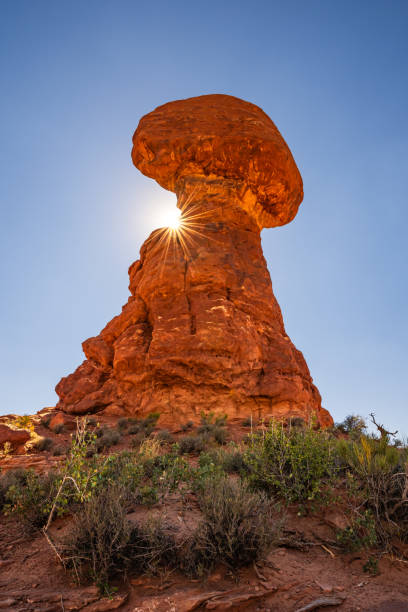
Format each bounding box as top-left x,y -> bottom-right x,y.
185,477 -> 280,575
1,412 -> 408,592
243,423 -> 337,507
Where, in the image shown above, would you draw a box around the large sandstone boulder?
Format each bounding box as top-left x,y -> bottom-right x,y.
0,424 -> 30,453
56,94 -> 333,428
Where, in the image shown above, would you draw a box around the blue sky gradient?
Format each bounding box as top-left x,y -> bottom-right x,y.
1,0 -> 407,432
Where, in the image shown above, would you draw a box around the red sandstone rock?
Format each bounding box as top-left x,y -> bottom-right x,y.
0,424 -> 30,452
48,411 -> 76,432
55,94 -> 333,428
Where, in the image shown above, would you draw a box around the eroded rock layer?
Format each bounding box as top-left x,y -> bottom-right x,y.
55,94 -> 332,428
56,180 -> 331,427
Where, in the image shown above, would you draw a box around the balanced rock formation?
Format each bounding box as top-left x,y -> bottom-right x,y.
56,94 -> 332,428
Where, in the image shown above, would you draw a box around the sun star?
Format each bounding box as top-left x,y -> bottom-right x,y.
162,206 -> 182,231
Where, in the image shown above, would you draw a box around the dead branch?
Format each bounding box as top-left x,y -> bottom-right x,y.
369,413 -> 398,438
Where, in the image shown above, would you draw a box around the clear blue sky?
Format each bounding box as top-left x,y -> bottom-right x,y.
1,0 -> 407,433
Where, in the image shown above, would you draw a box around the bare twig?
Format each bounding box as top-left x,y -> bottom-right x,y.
320,544 -> 335,558
369,413 -> 398,438
253,561 -> 267,581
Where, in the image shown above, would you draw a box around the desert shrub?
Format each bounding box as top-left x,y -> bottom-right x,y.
129,424 -> 142,435
287,417 -> 306,429
33,437 -> 54,452
339,435 -> 408,542
127,414 -> 159,437
179,434 -> 208,455
185,477 -> 279,574
40,415 -> 52,428
244,424 -> 337,505
197,413 -> 226,434
0,442 -> 12,458
193,454 -> 225,491
5,470 -> 62,530
63,485 -> 132,586
117,418 -> 128,432
64,484 -> 177,586
127,517 -> 177,574
199,446 -> 247,475
95,429 -> 121,452
194,414 -> 228,446
52,424 -> 64,434
336,509 -> 377,552
221,448 -> 247,474
338,434 -> 401,476
363,556 -> 379,575
131,432 -> 147,447
242,416 -> 253,427
181,421 -> 194,432
145,453 -> 191,501
53,445 -> 66,456
145,412 -> 160,424
156,429 -> 174,444
0,469 -> 27,512
12,415 -> 35,432
139,437 -> 162,460
213,426 -> 227,445
336,414 -> 367,440
140,413 -> 160,436
95,451 -> 144,497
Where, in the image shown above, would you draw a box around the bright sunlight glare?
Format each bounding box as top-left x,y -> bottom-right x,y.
160,206 -> 182,230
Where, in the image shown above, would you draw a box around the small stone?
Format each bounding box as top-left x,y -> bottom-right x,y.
0,599 -> 17,609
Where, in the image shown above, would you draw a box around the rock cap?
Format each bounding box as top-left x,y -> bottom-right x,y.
132,93 -> 303,228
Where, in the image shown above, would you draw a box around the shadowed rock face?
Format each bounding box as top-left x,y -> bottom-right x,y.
56,94 -> 333,428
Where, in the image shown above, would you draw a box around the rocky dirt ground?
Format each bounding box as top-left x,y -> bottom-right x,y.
1,412 -> 408,611
1,511 -> 408,611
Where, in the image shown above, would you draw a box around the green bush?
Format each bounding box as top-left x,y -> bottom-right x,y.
0,469 -> 27,512
336,510 -> 377,552
213,426 -> 227,445
244,424 -> 337,505
95,451 -> 144,497
339,434 -> 408,542
221,449 -> 247,474
335,414 -> 367,440
185,477 -> 279,574
199,446 -> 247,475
5,470 -> 63,530
179,435 -> 208,455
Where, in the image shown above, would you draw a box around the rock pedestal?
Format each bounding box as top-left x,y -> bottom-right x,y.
55,94 -> 333,428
